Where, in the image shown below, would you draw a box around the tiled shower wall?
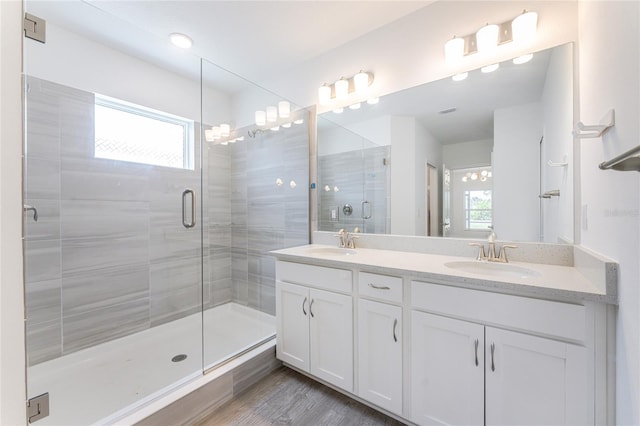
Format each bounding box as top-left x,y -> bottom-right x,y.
318,145 -> 389,234
24,76 -> 309,365
208,119 -> 310,316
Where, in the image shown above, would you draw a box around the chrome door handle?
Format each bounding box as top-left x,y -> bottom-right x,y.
474,339 -> 479,366
361,200 -> 372,219
182,189 -> 196,228
309,299 -> 314,318
302,297 -> 307,316
24,204 -> 38,222
368,283 -> 390,290
393,318 -> 398,342
490,342 -> 496,372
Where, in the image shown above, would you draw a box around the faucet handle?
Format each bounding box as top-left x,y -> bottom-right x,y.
334,229 -> 346,247
498,245 -> 517,262
468,243 -> 487,261
347,234 -> 359,249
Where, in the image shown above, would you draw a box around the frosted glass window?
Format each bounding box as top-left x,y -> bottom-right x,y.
464,190 -> 492,230
94,96 -> 194,169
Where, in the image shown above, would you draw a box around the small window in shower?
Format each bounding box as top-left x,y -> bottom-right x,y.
94,95 -> 194,169
464,190 -> 492,230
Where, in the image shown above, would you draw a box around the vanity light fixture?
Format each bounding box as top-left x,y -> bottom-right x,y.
481,63 -> 500,73
333,107 -> 344,114
366,97 -> 379,105
211,126 -> 221,140
220,123 -> 230,138
349,103 -> 361,110
452,72 -> 468,82
266,106 -> 278,123
204,129 -> 214,142
318,70 -> 374,105
444,10 -> 538,61
513,53 -> 534,65
255,110 -> 266,126
170,33 -> 192,49
278,101 -> 290,118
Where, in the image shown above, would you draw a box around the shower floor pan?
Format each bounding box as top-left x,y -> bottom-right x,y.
27,302 -> 275,426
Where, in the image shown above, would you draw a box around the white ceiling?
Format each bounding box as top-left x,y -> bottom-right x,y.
27,1 -> 432,93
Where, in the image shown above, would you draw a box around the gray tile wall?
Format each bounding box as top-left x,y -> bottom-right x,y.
25,76 -> 310,365
318,145 -> 389,234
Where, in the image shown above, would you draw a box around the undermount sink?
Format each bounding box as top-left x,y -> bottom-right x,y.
444,260 -> 540,279
305,247 -> 358,256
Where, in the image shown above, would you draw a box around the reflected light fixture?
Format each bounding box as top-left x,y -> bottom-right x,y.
220,123 -> 230,137
333,107 -> 344,114
452,72 -> 468,82
349,103 -> 361,110
513,53 -> 534,65
481,63 -> 499,73
282,122 -> 292,128
293,118 -> 304,125
270,125 -> 280,131
255,110 -> 266,126
211,126 -> 221,140
278,101 -> 290,118
204,129 -> 214,142
366,97 -> 379,105
266,106 -> 278,123
170,33 -> 192,49
512,10 -> 538,43
318,70 -> 374,105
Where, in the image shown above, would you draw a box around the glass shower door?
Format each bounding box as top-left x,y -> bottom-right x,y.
23,2 -> 204,424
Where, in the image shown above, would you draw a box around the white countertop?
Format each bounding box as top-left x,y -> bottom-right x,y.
271,244 -> 616,304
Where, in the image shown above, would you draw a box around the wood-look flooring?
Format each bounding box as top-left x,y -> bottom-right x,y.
197,366 -> 406,425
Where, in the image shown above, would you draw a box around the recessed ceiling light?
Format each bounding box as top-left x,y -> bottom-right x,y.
513,54 -> 534,65
481,63 -> 499,73
170,33 -> 193,49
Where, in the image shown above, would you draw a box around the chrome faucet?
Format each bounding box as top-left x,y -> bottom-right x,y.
468,231 -> 517,263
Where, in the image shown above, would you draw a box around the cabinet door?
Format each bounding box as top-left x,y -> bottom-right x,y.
485,327 -> 589,426
411,311 -> 484,426
275,281 -> 309,371
358,299 -> 403,415
309,288 -> 353,392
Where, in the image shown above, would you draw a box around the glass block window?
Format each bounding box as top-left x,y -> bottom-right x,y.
94,95 -> 194,169
464,190 -> 492,230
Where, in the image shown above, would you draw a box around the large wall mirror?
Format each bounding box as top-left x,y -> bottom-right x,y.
317,43 -> 574,243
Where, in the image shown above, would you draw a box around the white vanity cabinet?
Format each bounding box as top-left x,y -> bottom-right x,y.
357,272 -> 403,415
411,281 -> 591,426
275,261 -> 354,392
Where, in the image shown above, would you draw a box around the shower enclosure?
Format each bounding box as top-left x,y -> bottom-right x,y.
23,3 -> 309,424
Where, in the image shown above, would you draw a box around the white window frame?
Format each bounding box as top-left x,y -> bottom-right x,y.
94,94 -> 195,170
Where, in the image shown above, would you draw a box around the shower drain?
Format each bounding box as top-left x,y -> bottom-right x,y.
171,354 -> 188,363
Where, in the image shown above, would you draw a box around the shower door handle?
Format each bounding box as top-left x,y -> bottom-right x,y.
182,189 -> 196,229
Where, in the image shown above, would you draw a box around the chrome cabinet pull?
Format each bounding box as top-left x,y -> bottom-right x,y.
474,339 -> 479,366
182,189 -> 196,228
309,299 -> 315,318
368,283 -> 390,290
490,342 -> 496,372
302,297 -> 307,315
393,318 -> 398,342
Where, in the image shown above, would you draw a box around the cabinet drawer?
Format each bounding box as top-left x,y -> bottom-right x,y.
359,272 -> 402,304
276,260 -> 352,293
411,281 -> 586,342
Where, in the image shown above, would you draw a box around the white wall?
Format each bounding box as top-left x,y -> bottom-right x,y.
25,23 -> 230,124
540,43 -> 574,243
0,0 -> 26,424
493,102 -> 542,241
578,2 -> 640,424
443,138 -> 493,170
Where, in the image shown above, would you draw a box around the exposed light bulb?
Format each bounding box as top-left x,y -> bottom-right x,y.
282,122 -> 292,128
481,63 -> 500,73
480,176 -> 487,182
471,173 -> 478,180
512,10 -> 538,43
333,107 -> 344,114
236,136 -> 245,142
275,178 -> 283,187
220,141 -> 228,146
444,36 -> 465,62
349,103 -> 361,110
452,72 -> 469,82
513,54 -> 534,65
255,110 -> 266,126
324,185 -> 331,192
289,180 -> 297,189
293,118 -> 304,125
476,24 -> 499,53
334,78 -> 349,99
270,126 -> 280,131
334,186 -> 339,192
366,97 -> 379,105
318,84 -> 331,105
481,170 -> 488,177
170,33 -> 193,49
462,176 -> 468,182
266,106 -> 278,123
278,101 -> 290,118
